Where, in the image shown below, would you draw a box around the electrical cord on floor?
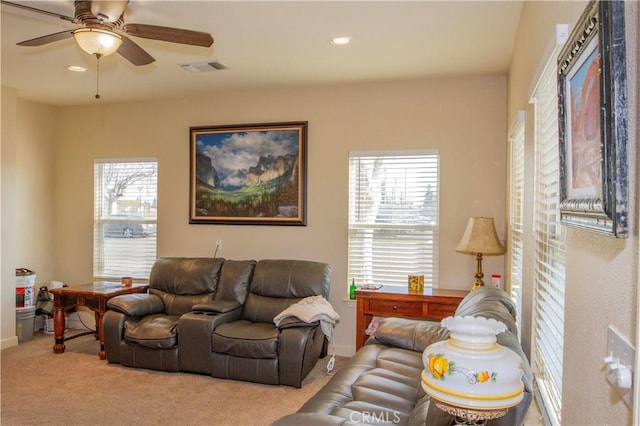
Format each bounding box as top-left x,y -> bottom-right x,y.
327,353 -> 336,376
326,328 -> 337,376
76,311 -> 96,331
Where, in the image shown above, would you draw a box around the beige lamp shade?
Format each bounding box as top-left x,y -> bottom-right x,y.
456,217 -> 505,255
73,28 -> 123,57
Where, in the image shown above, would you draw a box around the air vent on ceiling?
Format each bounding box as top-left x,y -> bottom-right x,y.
179,61 -> 228,73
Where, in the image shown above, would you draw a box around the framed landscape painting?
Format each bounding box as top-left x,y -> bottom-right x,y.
190,121 -> 307,225
557,0 -> 628,237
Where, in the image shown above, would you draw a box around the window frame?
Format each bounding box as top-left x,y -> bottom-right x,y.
93,158 -> 158,281
347,150 -> 440,292
529,47 -> 567,426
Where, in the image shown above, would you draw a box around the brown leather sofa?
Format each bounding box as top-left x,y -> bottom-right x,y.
103,257 -> 332,387
179,258 -> 332,387
273,287 -> 533,425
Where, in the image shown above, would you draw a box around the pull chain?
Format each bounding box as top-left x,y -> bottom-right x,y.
95,53 -> 102,99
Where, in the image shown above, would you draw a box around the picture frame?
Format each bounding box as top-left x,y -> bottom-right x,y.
189,121 -> 307,225
557,0 -> 628,237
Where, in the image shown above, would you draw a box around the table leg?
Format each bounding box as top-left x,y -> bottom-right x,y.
94,311 -> 100,340
53,301 -> 66,354
95,311 -> 107,360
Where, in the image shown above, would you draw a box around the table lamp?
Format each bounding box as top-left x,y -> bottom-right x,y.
456,217 -> 505,290
421,316 -> 524,425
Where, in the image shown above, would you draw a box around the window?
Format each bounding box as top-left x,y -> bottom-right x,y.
530,51 -> 566,426
348,151 -> 439,290
94,160 -> 158,280
508,112 -> 525,334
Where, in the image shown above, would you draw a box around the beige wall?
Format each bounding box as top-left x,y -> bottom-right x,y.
508,1 -> 638,424
1,86 -> 19,348
1,88 -> 58,348
0,77 -> 509,351
3,75 -> 505,355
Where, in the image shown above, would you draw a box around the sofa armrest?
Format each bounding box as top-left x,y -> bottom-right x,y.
106,293 -> 164,317
277,317 -> 319,329
103,310 -> 126,364
178,309 -> 243,374
372,317 -> 449,352
192,300 -> 241,313
279,324 -> 325,388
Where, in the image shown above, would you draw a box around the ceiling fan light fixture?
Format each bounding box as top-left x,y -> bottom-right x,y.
73,28 -> 122,57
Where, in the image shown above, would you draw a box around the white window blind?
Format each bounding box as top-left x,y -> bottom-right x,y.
531,52 -> 566,426
94,160 -> 158,280
348,151 -> 439,289
508,113 -> 525,335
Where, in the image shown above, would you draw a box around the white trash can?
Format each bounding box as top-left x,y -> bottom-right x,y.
16,268 -> 36,308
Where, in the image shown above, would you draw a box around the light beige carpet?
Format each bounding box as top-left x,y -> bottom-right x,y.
1,331 -> 347,426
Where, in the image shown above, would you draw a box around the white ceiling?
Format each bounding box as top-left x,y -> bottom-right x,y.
1,1 -> 523,107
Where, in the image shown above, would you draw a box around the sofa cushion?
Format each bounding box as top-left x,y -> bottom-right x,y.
250,259 -> 331,298
212,320 -> 279,358
351,367 -> 420,413
123,314 -> 180,349
149,257 -> 224,295
294,344 -> 424,425
242,293 -> 300,324
371,317 -> 449,353
242,260 -> 331,323
455,287 -> 518,334
149,289 -> 213,317
215,259 -> 256,304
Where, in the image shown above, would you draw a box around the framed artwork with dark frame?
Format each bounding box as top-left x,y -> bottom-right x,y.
189,121 -> 307,225
557,0 -> 628,237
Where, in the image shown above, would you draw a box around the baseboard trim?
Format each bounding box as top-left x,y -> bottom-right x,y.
334,343 -> 356,357
1,336 -> 18,350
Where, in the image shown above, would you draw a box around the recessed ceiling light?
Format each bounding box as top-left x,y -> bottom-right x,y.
330,36 -> 351,46
67,65 -> 87,72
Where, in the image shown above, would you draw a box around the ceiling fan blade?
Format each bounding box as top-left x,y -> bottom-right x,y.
123,24 -> 213,47
17,30 -> 74,47
1,1 -> 75,22
117,35 -> 155,66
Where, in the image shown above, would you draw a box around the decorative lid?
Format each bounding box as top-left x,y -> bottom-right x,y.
441,315 -> 506,350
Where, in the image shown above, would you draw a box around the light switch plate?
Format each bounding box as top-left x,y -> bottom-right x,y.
606,325 -> 635,408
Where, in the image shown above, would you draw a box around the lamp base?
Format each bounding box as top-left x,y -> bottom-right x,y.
471,278 -> 484,291
470,253 -> 485,291
434,400 -> 507,425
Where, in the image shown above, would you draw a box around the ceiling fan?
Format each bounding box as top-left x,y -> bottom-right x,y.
2,0 -> 214,65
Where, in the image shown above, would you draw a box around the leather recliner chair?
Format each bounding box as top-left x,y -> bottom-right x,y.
180,259 -> 332,388
103,257 -> 229,371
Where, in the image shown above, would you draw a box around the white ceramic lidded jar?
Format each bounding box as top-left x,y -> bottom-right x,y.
421,316 -> 524,412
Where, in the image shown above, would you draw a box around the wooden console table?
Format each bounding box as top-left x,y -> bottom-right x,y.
355,286 -> 467,350
50,281 -> 148,359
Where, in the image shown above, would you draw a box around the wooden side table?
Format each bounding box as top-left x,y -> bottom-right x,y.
355,286 -> 467,350
50,281 -> 148,359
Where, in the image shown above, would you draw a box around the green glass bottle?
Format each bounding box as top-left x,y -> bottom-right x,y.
349,278 -> 357,300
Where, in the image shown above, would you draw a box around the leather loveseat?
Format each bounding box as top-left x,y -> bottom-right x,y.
273,287 -> 533,425
103,257 -> 332,387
